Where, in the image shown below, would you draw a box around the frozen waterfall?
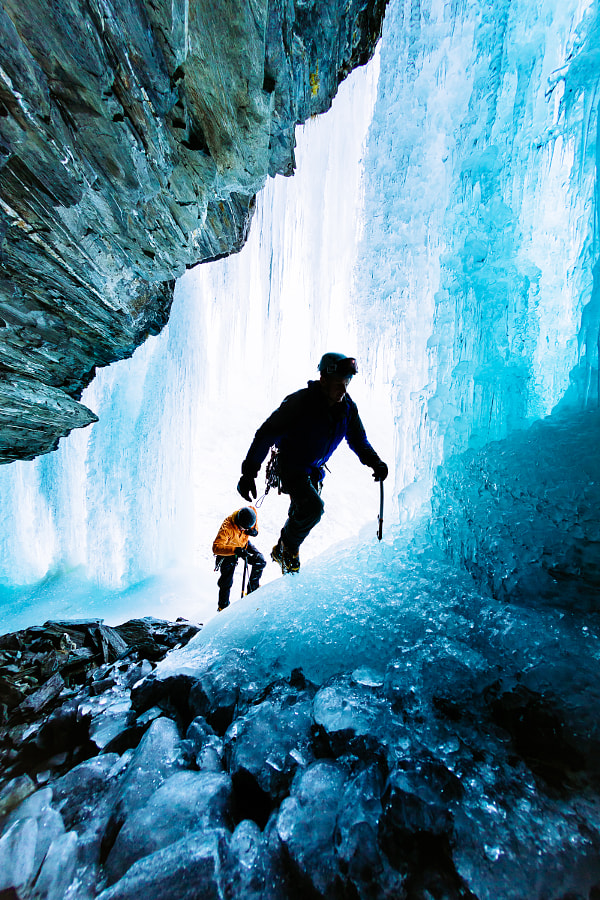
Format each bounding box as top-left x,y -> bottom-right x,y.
2,2 -> 600,899
0,54 -> 394,630
0,0 -> 598,629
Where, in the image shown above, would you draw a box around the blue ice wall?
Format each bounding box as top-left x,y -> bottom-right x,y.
355,0 -> 599,516
430,407 -> 600,608
348,0 -> 600,606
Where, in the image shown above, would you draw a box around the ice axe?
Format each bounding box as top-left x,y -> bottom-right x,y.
241,551 -> 249,598
377,480 -> 384,541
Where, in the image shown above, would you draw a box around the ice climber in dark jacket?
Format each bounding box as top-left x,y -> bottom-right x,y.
237,352 -> 388,573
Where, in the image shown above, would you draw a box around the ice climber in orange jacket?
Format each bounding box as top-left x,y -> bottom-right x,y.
212,506 -> 266,611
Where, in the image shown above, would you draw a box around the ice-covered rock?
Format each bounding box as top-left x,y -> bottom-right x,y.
186,649 -> 263,734
223,819 -> 284,900
336,765 -> 403,897
183,716 -> 224,773
223,673 -> 316,817
104,770 -> 232,884
33,830 -> 79,900
313,676 -> 401,762
101,717 -> 183,860
276,760 -> 348,896
0,787 -> 66,894
97,829 -> 229,900
0,816 -> 39,892
0,774 -> 36,821
52,754 -> 124,867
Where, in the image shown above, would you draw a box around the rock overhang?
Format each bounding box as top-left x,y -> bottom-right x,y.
0,0 -> 387,462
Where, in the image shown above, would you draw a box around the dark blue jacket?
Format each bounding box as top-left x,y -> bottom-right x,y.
241,380 -> 381,481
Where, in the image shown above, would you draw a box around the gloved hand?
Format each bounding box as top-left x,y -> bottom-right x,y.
237,473 -> 257,501
372,460 -> 388,482
245,526 -> 258,537
234,547 -> 247,559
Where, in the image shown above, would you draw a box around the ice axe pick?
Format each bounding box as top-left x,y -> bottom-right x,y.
377,480 -> 384,541
241,551 -> 248,598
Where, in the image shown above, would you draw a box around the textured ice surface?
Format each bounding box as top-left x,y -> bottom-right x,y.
105,771 -> 232,884
351,0 -> 600,530
431,408 -> 600,609
158,528 -> 600,754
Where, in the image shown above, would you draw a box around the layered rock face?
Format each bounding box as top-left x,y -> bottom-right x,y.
0,0 -> 386,462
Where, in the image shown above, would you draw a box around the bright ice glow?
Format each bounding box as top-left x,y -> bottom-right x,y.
0,54 -> 395,631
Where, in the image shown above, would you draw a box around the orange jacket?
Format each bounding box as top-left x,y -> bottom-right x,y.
212,507 -> 258,556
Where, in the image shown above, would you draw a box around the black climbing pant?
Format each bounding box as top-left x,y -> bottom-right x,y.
280,472 -> 324,553
217,542 -> 266,610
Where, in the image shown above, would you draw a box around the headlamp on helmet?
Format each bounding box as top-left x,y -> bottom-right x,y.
235,507 -> 257,530
318,353 -> 358,378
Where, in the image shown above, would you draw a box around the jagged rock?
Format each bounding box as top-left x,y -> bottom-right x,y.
0,775 -> 35,822
223,675 -> 316,817
0,677 -> 25,710
130,672 -> 196,727
17,672 -> 64,715
92,626 -> 129,664
0,617 -> 199,789
0,0 -> 387,462
100,717 -> 184,863
97,829 -> 229,900
114,618 -> 199,661
276,760 -> 348,897
104,770 -> 233,884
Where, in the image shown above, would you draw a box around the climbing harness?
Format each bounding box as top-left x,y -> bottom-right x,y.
265,447 -> 281,494
377,481 -> 384,541
256,447 -> 281,508
214,555 -> 223,571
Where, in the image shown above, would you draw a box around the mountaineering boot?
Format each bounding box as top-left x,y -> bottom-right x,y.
271,538 -> 300,574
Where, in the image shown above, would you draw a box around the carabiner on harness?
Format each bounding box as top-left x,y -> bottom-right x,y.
256,447 -> 281,508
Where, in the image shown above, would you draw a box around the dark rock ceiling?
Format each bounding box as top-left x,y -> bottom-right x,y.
0,0 -> 386,463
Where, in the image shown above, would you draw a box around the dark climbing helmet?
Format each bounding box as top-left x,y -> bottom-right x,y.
318,353 -> 359,378
235,507 -> 257,530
